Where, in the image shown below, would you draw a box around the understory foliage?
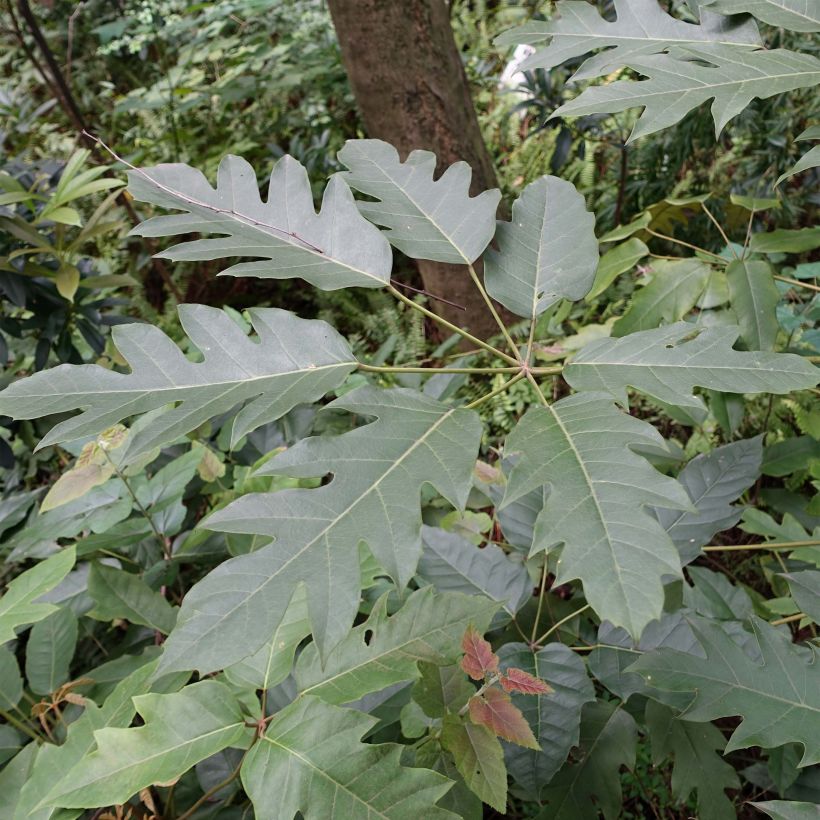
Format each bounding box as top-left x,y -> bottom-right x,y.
0,2 -> 819,819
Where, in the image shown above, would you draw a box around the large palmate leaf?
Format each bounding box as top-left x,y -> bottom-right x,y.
497,0 -> 760,81
241,695 -> 455,819
128,153 -> 392,288
339,139 -> 500,264
564,323 -> 819,412
703,0 -> 820,32
294,587 -> 497,704
645,701 -> 739,820
503,393 -> 691,637
417,526 -> 532,622
538,700 -> 638,820
727,259 -> 780,350
0,547 -> 75,643
46,680 -> 249,809
0,306 -> 356,453
553,45 -> 820,142
160,387 -> 481,672
484,175 -> 598,320
613,258 -> 712,336
632,617 -> 820,765
655,436 -> 763,564
497,642 -> 596,799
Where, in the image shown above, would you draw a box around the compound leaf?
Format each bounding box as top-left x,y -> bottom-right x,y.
497,642 -> 596,799
502,393 -> 691,638
632,616 -> 820,765
484,174 -> 598,320
46,680 -> 248,809
339,139 -> 500,264
294,587 -> 497,704
129,154 -> 392,288
0,306 -> 356,453
241,695 -> 455,819
552,45 -> 820,143
564,323 -> 818,412
160,387 -> 481,672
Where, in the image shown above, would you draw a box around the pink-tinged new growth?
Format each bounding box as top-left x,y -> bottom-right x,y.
500,667 -> 553,695
460,626 -> 499,681
468,687 -> 539,749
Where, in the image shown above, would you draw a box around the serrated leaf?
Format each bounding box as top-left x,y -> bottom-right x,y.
497,642 -> 595,798
503,393 -> 691,638
782,571 -> 820,623
497,0 -> 760,81
586,237 -> 649,300
632,616 -> 820,765
294,587 -> 497,704
613,258 -> 712,336
25,608 -> 78,695
418,526 -> 531,621
0,306 -> 356,453
565,323 -> 819,412
0,548 -> 75,643
645,700 -> 739,820
703,0 -> 820,32
87,563 -> 177,634
461,626 -> 499,681
441,713 -> 507,813
128,153 -> 392,288
727,259 -> 780,350
339,139 -> 500,264
241,695 -> 455,819
751,800 -> 820,820
552,45 -> 820,143
46,680 -> 248,809
469,687 -> 539,749
655,436 -> 762,564
500,667 -> 552,695
484,174 -> 597,319
539,700 -> 637,820
160,387 -> 482,672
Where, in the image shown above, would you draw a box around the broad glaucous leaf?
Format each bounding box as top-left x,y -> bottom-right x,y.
497,642 -> 596,799
751,800 -> 820,820
417,526 -> 531,621
552,45 -> 820,142
496,0 -> 760,81
502,392 -> 692,638
762,436 -> 820,476
294,587 -> 497,704
87,563 -> 177,634
538,700 -> 638,820
703,0 -> 820,31
782,571 -> 820,623
654,436 -> 762,564
0,547 -> 75,643
727,259 -> 780,350
586,237 -> 649,300
241,694 -> 455,819
750,227 -> 820,254
564,323 -> 819,412
776,125 -> 820,186
613,258 -> 712,336
339,139 -> 500,264
0,726 -> 19,767
645,700 -> 739,820
160,387 -> 482,671
684,566 -> 754,622
0,306 -> 356,453
413,662 -> 475,718
0,746 -> 38,820
0,647 -> 23,710
484,175 -> 598,319
46,680 -> 248,809
632,616 -> 820,765
128,153 -> 392,288
25,607 -> 78,695
441,713 -> 508,813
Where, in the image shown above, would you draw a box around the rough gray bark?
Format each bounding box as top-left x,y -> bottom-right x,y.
327,0 -> 509,341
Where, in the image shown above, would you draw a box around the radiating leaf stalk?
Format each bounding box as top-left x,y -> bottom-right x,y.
700,202 -> 737,259
464,372 -> 527,409
466,261 -> 521,361
0,707 -> 42,743
534,604 -> 592,647
774,274 -> 820,293
703,539 -> 820,551
646,228 -> 727,263
530,561 -> 550,644
770,612 -> 807,626
176,759 -> 245,820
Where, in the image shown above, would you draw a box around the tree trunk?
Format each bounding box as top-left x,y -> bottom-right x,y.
327,0 -> 508,341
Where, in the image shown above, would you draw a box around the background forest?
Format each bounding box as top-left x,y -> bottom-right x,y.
0,1 -> 818,818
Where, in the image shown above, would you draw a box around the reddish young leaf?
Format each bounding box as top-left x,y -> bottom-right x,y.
460,626 -> 498,681
500,667 -> 553,696
468,687 -> 539,749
